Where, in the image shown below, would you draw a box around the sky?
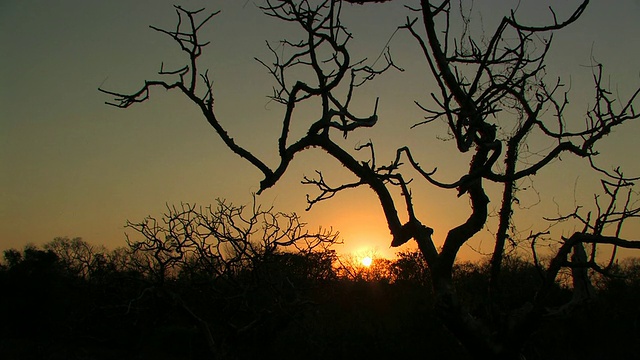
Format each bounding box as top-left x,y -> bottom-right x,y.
1,0 -> 640,261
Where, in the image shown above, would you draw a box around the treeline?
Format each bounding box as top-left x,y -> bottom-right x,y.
1,237 -> 639,360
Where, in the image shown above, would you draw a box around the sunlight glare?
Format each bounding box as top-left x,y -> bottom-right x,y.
361,256 -> 373,267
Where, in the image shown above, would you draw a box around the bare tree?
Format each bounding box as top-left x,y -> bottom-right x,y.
44,237 -> 112,279
124,197 -> 338,358
101,1 -> 639,358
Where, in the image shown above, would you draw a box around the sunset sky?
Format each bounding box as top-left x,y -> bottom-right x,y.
2,0 -> 639,260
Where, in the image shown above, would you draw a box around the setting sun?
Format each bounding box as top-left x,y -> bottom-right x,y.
361,256 -> 373,267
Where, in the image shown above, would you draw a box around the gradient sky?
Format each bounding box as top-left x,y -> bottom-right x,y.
2,0 -> 639,260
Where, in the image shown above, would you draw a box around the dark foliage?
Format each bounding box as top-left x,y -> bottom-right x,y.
1,240 -> 638,360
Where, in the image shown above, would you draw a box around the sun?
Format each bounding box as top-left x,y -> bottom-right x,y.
361,256 -> 373,267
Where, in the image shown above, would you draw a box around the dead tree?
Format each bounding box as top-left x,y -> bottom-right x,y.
101,1 -> 639,358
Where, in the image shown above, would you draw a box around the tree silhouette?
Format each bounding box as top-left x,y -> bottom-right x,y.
122,198 -> 339,357
101,1 -> 640,358
44,237 -> 104,279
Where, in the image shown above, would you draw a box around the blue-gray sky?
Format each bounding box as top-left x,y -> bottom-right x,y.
1,0 -> 639,259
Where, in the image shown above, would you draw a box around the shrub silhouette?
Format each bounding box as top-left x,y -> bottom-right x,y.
2,242 -> 640,359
